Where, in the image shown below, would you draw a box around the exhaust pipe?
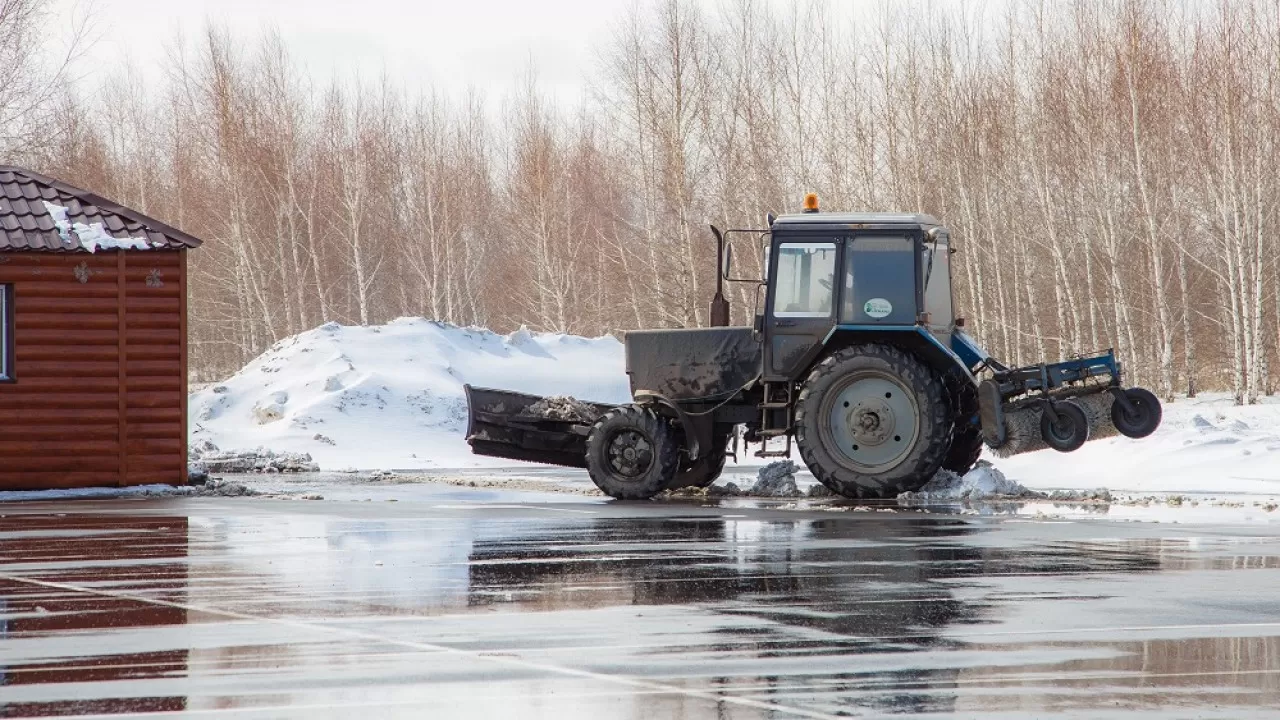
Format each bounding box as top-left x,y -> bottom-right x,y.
709,224 -> 730,327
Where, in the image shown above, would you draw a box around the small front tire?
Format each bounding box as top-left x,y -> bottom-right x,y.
585,405 -> 680,500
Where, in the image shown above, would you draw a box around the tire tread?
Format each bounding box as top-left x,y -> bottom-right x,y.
585,405 -> 680,500
794,345 -> 951,499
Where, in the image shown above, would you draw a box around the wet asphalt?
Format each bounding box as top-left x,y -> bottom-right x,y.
1,486 -> 1278,719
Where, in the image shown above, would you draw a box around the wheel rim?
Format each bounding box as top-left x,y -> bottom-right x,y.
1121,400 -> 1147,426
1046,414 -> 1077,443
820,370 -> 920,473
606,429 -> 654,478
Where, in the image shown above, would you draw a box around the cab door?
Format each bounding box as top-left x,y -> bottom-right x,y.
763,240 -> 839,382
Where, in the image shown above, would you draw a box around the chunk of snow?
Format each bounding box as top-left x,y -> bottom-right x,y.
751,461 -> 801,497
528,395 -> 601,423
899,462 -> 1035,502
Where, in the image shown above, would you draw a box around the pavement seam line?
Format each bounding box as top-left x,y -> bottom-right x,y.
0,572 -> 844,720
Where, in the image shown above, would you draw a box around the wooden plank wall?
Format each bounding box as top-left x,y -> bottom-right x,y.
123,250 -> 185,486
0,250 -> 187,489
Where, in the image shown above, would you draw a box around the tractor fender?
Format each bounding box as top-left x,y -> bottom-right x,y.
821,325 -> 979,386
634,391 -> 704,462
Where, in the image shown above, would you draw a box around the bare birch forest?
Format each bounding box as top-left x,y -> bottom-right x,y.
3,0 -> 1280,403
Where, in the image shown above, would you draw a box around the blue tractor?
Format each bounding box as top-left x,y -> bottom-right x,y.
466,196 -> 1162,500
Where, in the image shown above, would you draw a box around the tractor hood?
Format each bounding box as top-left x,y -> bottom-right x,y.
625,327 -> 761,401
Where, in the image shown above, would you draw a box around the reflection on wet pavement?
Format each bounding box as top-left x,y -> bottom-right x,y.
0,497 -> 1278,718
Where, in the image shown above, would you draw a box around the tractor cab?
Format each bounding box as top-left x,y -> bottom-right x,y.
754,210 -> 955,383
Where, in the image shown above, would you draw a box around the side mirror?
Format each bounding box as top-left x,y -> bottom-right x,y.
753,313 -> 764,333
724,244 -> 734,278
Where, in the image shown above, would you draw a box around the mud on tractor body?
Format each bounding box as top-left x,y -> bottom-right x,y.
466,199 -> 1162,500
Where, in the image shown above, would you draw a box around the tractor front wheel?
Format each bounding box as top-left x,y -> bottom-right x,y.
585,405 -> 680,500
668,432 -> 732,490
795,345 -> 951,499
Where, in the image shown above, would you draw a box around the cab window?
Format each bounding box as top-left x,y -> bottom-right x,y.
772,242 -> 837,318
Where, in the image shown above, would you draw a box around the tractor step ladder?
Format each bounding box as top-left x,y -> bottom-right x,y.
756,382 -> 793,458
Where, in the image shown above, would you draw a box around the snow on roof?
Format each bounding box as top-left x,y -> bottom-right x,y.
43,202 -> 165,253
0,166 -> 201,252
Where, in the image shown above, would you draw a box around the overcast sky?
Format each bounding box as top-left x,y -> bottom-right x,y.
56,0 -> 669,106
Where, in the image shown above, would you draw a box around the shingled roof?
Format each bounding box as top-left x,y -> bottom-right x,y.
0,166 -> 202,252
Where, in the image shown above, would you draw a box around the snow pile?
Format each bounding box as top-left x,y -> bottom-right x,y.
189,440 -> 319,475
189,319 -> 629,470
189,479 -> 260,497
42,201 -> 162,253
751,461 -> 802,498
528,395 -> 603,423
991,394 -> 1280,496
899,462 -> 1036,503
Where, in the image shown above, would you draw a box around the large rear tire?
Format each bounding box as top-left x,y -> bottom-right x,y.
585,405 -> 680,500
942,426 -> 984,475
795,345 -> 951,499
943,382 -> 983,474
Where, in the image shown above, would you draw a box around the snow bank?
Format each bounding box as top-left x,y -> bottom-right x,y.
991,394 -> 1280,496
189,441 -> 319,475
189,319 -> 629,470
899,462 -> 1034,502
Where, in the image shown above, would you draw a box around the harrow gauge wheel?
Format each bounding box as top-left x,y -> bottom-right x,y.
1040,401 -> 1089,452
1111,388 -> 1162,439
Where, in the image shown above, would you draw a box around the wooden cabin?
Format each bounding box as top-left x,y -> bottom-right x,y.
0,166 -> 201,490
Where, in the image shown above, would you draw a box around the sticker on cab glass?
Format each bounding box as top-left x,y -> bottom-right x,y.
863,298 -> 893,319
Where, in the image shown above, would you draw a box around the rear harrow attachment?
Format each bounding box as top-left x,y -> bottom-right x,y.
976,350 -> 1159,458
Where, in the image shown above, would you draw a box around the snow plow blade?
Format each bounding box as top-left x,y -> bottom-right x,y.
464,385 -> 614,469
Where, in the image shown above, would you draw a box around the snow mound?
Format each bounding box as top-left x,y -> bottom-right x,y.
189,319 -> 628,470
751,461 -> 802,497
899,462 -> 1036,502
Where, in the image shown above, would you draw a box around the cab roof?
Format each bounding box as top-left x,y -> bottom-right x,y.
772,211 -> 942,230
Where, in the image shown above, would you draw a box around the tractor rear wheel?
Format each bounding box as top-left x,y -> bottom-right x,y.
942,426 -> 984,475
795,345 -> 951,499
668,432 -> 731,490
943,382 -> 983,474
585,405 -> 680,500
